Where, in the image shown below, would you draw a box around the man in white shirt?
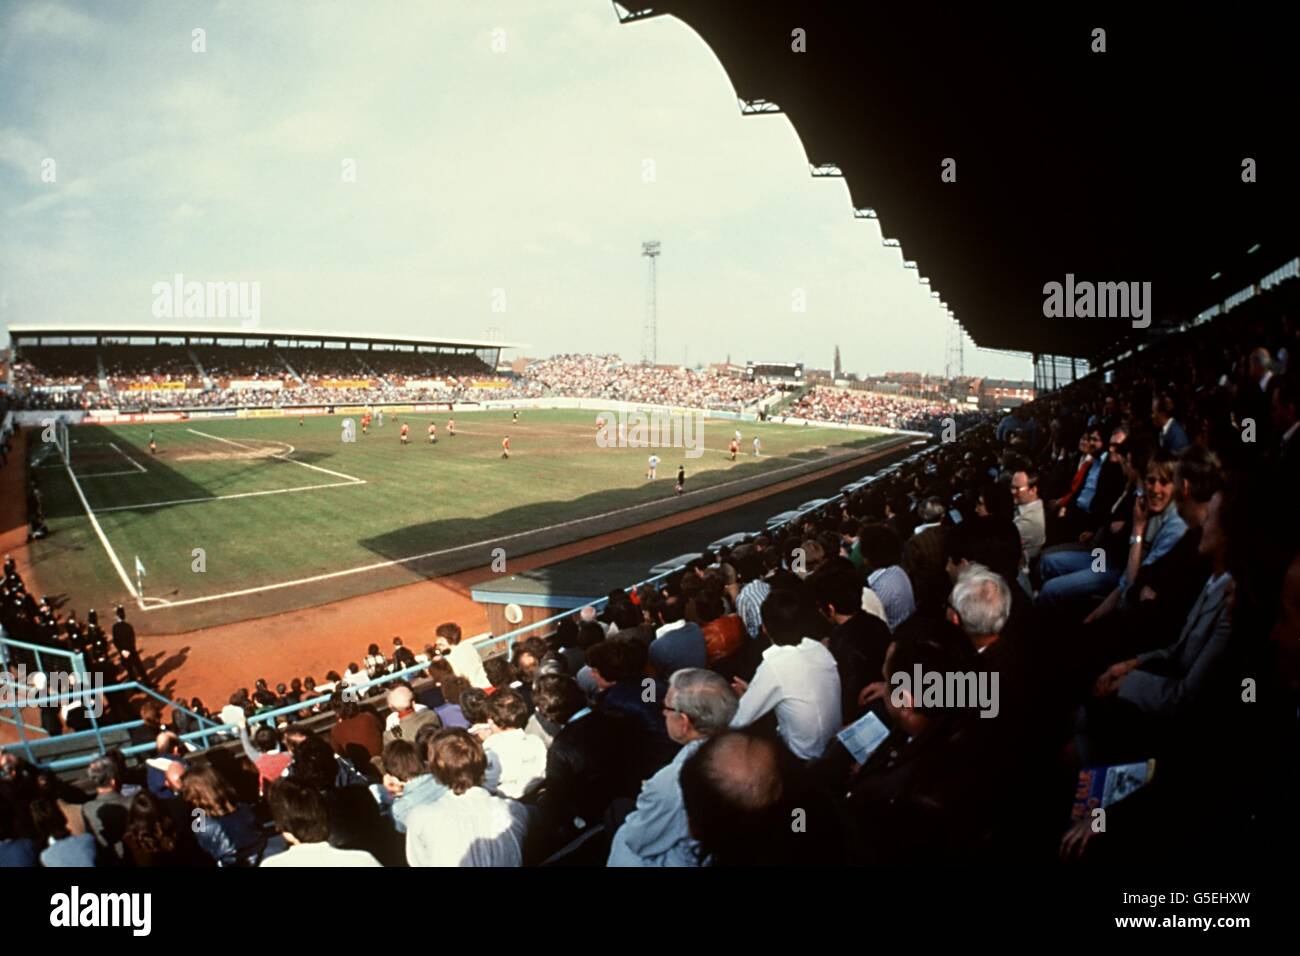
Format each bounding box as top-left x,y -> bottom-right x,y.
608,668 -> 738,866
482,689 -> 547,800
262,780 -> 381,867
729,589 -> 841,760
1011,468 -> 1047,565
438,622 -> 492,690
406,729 -> 532,867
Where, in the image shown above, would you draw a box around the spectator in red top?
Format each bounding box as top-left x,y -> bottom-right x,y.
697,590 -> 745,664
327,690 -> 384,769
240,723 -> 293,795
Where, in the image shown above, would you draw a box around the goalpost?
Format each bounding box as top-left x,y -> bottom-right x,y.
54,418 -> 71,466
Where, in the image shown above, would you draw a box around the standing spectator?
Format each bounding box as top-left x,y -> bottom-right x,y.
112,605 -> 148,684
81,753 -> 132,865
608,668 -> 738,867
239,723 -> 293,796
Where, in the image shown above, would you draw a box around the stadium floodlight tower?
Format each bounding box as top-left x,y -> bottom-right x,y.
641,240 -> 661,366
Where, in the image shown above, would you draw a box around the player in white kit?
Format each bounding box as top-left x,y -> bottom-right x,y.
647,454 -> 661,480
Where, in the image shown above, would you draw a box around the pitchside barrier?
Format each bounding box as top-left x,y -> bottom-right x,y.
1,422 -> 958,773
0,630 -> 220,770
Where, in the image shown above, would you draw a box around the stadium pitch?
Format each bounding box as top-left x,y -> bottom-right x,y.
26,409 -> 893,631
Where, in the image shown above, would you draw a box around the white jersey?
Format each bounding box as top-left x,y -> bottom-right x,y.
648,455 -> 661,469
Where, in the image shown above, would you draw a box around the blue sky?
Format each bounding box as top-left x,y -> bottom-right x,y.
0,0 -> 1032,379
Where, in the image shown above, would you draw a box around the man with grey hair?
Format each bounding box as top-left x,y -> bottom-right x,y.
82,753 -> 132,864
913,496 -> 946,536
607,668 -> 738,867
947,563 -> 1012,653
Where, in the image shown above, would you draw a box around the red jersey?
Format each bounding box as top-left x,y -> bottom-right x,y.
400,424 -> 409,436
502,437 -> 510,449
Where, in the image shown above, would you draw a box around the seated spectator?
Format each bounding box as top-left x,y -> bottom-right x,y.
145,731 -> 187,798
608,668 -> 739,867
405,729 -> 532,867
286,735 -> 400,865
460,688 -> 492,738
439,621 -> 491,689
382,739 -> 447,834
1077,449 -> 1189,625
648,593 -> 709,676
262,780 -> 381,867
858,524 -> 916,632
845,616 -> 997,862
416,659 -> 471,728
587,639 -> 672,759
0,798 -> 37,868
31,798 -> 97,867
697,590 -> 745,664
391,636 -> 417,672
811,559 -> 892,723
1011,468 -> 1046,567
363,643 -> 388,680
730,588 -> 842,761
328,690 -> 384,767
181,765 -> 267,867
124,789 -> 208,867
534,674 -> 641,835
1079,484 -> 1237,763
482,689 -> 547,800
383,684 -> 440,743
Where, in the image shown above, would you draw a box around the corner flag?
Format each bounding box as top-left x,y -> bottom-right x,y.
135,556 -> 146,578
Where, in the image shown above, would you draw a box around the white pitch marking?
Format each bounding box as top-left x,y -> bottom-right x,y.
93,478 -> 367,513
186,428 -> 364,483
139,436 -> 909,611
75,469 -> 148,479
61,458 -> 142,607
106,442 -> 148,473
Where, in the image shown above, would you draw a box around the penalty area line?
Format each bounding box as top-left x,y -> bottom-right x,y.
186,428 -> 364,483
139,438 -> 906,612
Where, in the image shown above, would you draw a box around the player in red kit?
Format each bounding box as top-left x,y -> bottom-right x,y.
501,436 -> 510,459
400,423 -> 410,445
728,438 -> 739,461
362,414 -> 371,436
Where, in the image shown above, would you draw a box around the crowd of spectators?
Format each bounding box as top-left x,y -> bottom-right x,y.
522,354 -> 775,411
4,290 -> 1298,868
788,385 -> 962,431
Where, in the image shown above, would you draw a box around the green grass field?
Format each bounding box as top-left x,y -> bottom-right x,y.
26,408 -> 890,630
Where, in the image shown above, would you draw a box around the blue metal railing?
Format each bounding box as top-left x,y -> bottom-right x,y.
2,429 -> 956,774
